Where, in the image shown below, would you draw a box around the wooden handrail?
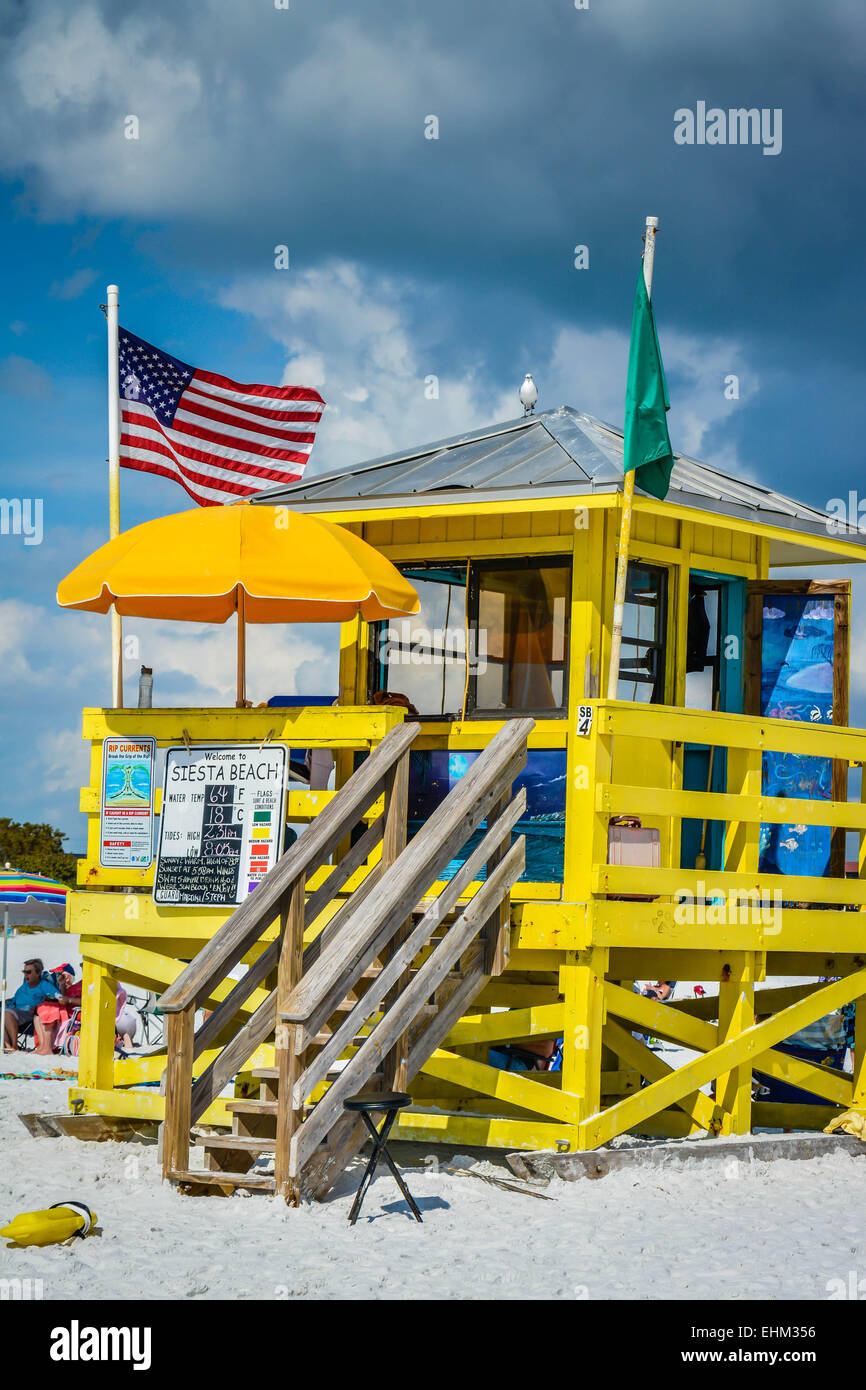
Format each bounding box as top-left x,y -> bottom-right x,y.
163,713 -> 533,1198
290,838 -> 525,1175
159,719 -> 418,1014
292,790 -> 527,1101
280,717 -> 533,1028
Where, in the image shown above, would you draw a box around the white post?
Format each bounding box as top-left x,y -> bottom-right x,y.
1,908 -> 9,1052
606,216 -> 658,700
107,285 -> 123,708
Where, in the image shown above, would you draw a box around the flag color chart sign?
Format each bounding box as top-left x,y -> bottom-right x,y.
100,736 -> 157,869
153,744 -> 288,906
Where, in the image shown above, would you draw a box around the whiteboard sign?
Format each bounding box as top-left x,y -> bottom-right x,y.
154,744 -> 288,906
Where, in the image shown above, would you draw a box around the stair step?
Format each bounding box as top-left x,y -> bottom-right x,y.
171,1168 -> 275,1193
250,1060 -> 357,1082
226,1099 -> 276,1115
199,1133 -> 276,1153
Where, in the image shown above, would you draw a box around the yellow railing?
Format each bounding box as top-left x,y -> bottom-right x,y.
568,699 -> 866,951
76,705 -> 405,891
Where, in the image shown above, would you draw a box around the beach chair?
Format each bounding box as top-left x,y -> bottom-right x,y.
54,1008 -> 81,1057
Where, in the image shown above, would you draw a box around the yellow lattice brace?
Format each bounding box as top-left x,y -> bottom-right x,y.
419,1049 -> 580,1122
579,969 -> 866,1150
603,1018 -> 722,1135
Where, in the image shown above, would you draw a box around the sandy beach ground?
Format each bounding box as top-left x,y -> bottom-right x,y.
3,1062 -> 866,1301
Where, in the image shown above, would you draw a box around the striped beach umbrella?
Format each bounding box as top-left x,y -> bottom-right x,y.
0,869 -> 68,913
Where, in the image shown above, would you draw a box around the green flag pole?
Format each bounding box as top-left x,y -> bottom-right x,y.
607,215 -> 658,700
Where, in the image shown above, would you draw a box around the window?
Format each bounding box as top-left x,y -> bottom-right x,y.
616,562 -> 668,704
470,558 -> 570,715
369,564 -> 469,718
369,556 -> 571,718
684,580 -> 721,711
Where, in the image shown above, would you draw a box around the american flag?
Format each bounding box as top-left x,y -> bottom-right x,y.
118,328 -> 325,506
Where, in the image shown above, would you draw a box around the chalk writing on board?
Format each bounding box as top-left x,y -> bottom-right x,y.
154,744 -> 288,907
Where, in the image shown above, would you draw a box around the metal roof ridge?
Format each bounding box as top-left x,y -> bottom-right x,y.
256,410 -> 550,501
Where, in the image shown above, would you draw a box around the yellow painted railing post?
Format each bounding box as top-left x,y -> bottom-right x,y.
561,947 -> 608,1139
723,746 -> 762,872
716,952 -> 755,1134
78,958 -> 117,1091
566,708 -> 610,903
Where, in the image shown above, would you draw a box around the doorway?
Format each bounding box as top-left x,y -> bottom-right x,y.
680,573 -> 745,871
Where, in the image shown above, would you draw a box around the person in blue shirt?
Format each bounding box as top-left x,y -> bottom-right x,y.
3,959 -> 62,1054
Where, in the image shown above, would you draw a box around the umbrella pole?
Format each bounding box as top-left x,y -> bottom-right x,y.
1,908 -> 8,1053
237,586 -> 246,708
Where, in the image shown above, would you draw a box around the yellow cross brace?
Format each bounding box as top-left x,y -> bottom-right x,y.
579,969 -> 866,1149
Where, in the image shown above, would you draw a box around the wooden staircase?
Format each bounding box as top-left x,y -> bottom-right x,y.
159,716 -> 532,1202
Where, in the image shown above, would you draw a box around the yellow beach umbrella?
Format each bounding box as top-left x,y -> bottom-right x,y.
57,502 -> 419,705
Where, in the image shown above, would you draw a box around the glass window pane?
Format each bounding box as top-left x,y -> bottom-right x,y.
684,585 -> 721,711
616,562 -> 667,703
474,562 -> 570,713
373,565 -> 468,717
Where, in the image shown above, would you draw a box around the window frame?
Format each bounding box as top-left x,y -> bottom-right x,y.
466,554 -> 572,720
367,554 -> 573,721
366,560 -> 470,719
617,560 -> 669,706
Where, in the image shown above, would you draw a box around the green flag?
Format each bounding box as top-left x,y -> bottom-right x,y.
624,267 -> 674,501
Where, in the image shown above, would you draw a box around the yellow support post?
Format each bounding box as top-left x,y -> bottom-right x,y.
78,959 -> 118,1092
716,952 -> 756,1134
560,947 -> 608,1131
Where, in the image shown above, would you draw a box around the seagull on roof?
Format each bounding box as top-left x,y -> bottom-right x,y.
519,374 -> 538,415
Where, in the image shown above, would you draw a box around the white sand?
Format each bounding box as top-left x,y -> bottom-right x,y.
3,1073 -> 866,1300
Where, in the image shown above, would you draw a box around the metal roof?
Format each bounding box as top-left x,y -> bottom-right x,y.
257,405 -> 866,558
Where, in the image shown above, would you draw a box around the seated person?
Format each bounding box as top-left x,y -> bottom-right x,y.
114,987 -> 138,1050
3,958 -> 63,1054
35,963 -> 79,1046
642,980 -> 676,1003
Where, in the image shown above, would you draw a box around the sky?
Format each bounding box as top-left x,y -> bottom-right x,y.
0,0 -> 865,852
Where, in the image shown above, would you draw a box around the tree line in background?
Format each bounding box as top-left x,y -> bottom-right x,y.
0,818 -> 79,886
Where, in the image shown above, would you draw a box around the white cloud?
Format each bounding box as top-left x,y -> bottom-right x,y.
49,267 -> 97,300
41,726 -> 91,796
0,355 -> 53,399
0,599 -> 105,687
0,595 -> 340,837
124,618 -> 336,707
220,260 -> 756,478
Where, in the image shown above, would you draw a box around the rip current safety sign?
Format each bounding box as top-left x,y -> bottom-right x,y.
100,737 -> 157,869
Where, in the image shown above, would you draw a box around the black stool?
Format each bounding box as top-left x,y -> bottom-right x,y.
343,1092 -> 423,1225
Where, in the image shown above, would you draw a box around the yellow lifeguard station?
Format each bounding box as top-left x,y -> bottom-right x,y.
64,402 -> 866,1200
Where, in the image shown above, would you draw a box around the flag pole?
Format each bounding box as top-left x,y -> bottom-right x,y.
107,284 -> 124,708
606,216 -> 658,699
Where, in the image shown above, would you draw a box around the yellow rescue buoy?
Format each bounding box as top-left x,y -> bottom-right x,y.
1,1201 -> 96,1247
